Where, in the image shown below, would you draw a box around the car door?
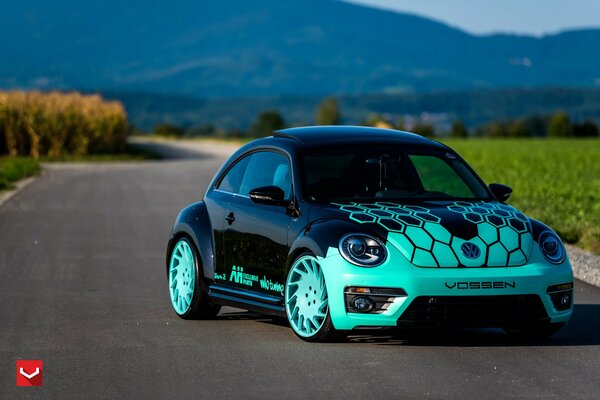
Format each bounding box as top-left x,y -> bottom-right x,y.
223,150 -> 293,297
207,154 -> 252,283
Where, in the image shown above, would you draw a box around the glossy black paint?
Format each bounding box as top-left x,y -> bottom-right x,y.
248,185 -> 288,206
166,126 -> 531,313
489,183 -> 513,203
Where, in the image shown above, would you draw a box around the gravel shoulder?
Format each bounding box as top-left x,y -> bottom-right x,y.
567,245 -> 600,287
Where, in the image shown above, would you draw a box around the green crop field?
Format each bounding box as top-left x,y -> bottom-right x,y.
444,138 -> 600,253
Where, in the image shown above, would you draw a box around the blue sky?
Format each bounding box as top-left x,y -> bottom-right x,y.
347,0 -> 600,35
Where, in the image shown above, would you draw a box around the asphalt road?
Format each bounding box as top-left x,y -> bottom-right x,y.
1,140 -> 599,400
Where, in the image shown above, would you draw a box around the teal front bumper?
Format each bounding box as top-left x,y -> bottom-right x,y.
318,245 -> 573,331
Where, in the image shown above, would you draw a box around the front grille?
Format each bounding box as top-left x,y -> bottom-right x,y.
398,295 -> 549,327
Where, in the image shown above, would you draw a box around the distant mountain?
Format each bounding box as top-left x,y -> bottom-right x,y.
1,0 -> 600,96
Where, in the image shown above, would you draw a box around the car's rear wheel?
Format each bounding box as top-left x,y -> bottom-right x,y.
168,237 -> 220,319
503,322 -> 565,338
285,253 -> 337,342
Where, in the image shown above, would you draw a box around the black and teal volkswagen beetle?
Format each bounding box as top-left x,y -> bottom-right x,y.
166,126 -> 573,342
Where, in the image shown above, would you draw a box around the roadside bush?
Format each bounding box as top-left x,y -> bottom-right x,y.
0,91 -> 129,158
152,123 -> 185,138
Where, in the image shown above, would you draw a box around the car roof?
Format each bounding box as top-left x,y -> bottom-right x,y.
272,125 -> 446,148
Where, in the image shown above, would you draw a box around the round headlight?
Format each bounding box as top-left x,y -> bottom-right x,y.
339,234 -> 387,267
538,231 -> 565,264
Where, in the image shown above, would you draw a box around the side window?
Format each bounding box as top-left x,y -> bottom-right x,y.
240,151 -> 292,199
217,155 -> 251,194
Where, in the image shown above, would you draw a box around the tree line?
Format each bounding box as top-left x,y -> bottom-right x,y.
152,97 -> 599,139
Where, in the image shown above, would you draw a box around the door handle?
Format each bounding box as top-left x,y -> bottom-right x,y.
225,212 -> 236,224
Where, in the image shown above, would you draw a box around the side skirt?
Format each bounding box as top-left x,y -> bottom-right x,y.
209,284 -> 286,317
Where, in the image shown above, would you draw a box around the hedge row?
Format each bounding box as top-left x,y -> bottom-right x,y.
0,91 -> 129,158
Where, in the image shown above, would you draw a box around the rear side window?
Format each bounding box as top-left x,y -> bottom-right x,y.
217,155 -> 251,194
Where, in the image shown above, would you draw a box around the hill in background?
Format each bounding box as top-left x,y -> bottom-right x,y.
2,0 -> 600,97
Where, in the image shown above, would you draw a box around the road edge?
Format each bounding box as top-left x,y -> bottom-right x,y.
0,175 -> 39,209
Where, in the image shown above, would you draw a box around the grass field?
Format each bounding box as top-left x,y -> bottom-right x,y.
0,157 -> 40,191
445,139 -> 600,253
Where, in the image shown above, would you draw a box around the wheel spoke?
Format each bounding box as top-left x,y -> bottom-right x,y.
286,292 -> 298,305
293,268 -> 308,280
305,316 -> 313,333
318,298 -> 328,312
291,304 -> 299,320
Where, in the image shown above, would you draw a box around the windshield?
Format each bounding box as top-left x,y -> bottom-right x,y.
301,146 -> 491,202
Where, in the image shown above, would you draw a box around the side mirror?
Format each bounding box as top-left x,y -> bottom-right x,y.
489,183 -> 512,203
249,185 -> 288,206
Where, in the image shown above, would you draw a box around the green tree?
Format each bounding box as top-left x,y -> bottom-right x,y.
507,120 -> 531,138
251,110 -> 286,137
412,123 -> 435,138
573,121 -> 600,137
153,123 -> 185,138
548,111 -> 572,137
523,115 -> 547,137
188,124 -> 216,137
450,119 -> 468,138
316,97 -> 341,125
486,122 -> 508,138
392,118 -> 405,131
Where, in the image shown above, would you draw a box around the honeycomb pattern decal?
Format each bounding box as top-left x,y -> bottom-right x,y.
334,201 -> 532,268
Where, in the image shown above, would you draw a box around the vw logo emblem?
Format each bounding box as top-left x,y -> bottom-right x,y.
461,242 -> 481,259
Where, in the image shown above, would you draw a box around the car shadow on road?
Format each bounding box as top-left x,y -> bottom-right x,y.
347,304 -> 600,347
128,141 -> 218,160
216,310 -> 289,326
217,304 -> 600,347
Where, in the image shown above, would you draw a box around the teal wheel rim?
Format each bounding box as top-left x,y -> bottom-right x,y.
285,255 -> 328,337
169,240 -> 196,315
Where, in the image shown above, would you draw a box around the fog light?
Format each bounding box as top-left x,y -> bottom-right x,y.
352,296 -> 374,312
549,289 -> 573,311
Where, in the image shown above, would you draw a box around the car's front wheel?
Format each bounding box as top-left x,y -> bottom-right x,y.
285,253 -> 338,342
168,237 -> 220,319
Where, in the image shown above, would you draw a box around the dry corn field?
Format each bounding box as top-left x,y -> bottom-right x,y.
0,91 -> 129,157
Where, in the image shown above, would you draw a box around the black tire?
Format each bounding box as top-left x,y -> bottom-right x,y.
167,236 -> 220,320
285,252 -> 340,342
503,322 -> 565,338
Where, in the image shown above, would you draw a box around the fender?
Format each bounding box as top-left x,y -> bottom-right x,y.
286,218 -> 384,271
529,218 -> 557,242
166,201 -> 215,281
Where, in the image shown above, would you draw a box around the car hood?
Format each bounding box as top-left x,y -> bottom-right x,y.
322,200 -> 533,267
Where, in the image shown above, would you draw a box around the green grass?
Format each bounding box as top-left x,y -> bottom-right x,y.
444,138 -> 600,253
0,157 -> 41,191
39,144 -> 162,162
